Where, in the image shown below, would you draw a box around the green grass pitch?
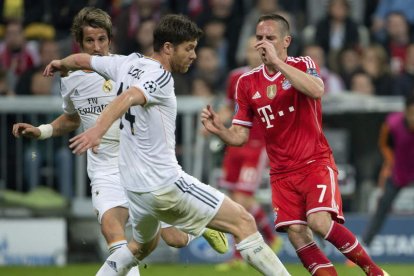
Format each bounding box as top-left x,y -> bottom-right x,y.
0,263 -> 412,275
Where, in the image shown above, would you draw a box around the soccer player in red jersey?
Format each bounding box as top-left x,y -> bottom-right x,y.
202,13 -> 388,276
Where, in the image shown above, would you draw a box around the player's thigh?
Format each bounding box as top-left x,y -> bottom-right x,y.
91,174 -> 129,224
126,190 -> 161,243
152,173 -> 225,237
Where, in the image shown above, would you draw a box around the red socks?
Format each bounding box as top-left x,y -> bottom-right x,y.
325,222 -> 383,276
296,242 -> 337,275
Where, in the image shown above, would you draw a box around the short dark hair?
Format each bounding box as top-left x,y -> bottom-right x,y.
71,7 -> 112,44
257,13 -> 290,36
153,14 -> 203,52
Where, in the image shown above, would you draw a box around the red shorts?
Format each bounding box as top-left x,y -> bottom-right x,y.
271,164 -> 344,232
219,145 -> 267,195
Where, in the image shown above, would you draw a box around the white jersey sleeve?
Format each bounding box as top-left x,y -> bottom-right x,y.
133,68 -> 174,106
90,54 -> 128,82
61,74 -> 80,115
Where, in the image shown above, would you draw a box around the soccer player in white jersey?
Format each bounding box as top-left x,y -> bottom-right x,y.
13,8 -> 228,275
43,14 -> 290,276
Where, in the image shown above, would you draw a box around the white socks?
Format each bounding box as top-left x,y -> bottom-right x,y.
186,233 -> 196,246
236,232 -> 290,276
96,244 -> 140,276
108,240 -> 128,255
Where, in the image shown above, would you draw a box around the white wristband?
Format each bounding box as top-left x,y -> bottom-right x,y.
38,124 -> 53,140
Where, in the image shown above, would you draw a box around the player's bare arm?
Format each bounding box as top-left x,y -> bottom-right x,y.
201,105 -> 249,146
12,113 -> 80,140
50,113 -> 81,136
256,40 -> 324,99
43,53 -> 92,77
69,86 -> 146,155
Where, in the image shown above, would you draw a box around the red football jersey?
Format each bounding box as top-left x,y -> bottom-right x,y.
233,56 -> 334,176
226,66 -> 265,146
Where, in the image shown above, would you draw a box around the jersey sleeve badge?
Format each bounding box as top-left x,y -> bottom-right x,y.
143,80 -> 158,94
306,68 -> 320,78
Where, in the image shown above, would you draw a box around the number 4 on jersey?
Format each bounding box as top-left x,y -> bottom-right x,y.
117,82 -> 135,135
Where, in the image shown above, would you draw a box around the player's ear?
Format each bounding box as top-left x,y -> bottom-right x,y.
283,35 -> 292,49
163,42 -> 174,56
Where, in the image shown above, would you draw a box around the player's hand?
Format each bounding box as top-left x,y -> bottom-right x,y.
43,59 -> 69,77
200,105 -> 225,135
255,40 -> 280,66
12,123 -> 40,139
69,126 -> 102,155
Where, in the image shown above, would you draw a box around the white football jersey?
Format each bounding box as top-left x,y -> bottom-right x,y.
61,70 -> 120,180
91,53 -> 182,192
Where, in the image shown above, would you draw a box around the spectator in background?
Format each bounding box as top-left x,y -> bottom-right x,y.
0,69 -> 14,96
126,19 -> 156,56
200,18 -> 228,72
394,44 -> 414,97
305,0 -> 366,71
337,46 -> 362,89
165,0 -> 206,19
0,20 -> 39,91
16,40 -> 61,95
278,0 -> 307,28
303,44 -> 345,95
191,76 -> 215,100
362,94 -> 414,247
306,0 -> 366,25
192,46 -> 226,92
350,71 -> 375,95
113,0 -> 162,55
196,0 -> 244,69
378,12 -> 413,75
371,0 -> 414,43
360,44 -> 394,95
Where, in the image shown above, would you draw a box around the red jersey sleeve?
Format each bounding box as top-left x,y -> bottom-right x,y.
297,56 -> 321,79
232,74 -> 254,128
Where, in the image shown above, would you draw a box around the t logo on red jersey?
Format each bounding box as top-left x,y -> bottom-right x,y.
257,105 -> 275,128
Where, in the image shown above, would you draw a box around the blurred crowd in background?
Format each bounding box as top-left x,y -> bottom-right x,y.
1,0 -> 414,212
0,0 -> 413,99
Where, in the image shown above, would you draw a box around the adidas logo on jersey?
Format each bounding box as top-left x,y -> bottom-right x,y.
106,260 -> 118,272
252,91 -> 261,99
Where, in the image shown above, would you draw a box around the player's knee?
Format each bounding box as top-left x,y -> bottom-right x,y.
287,224 -> 313,248
236,204 -> 257,232
130,235 -> 160,260
307,212 -> 332,236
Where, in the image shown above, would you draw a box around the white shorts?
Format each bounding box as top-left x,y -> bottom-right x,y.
91,174 -> 129,224
126,171 -> 225,243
